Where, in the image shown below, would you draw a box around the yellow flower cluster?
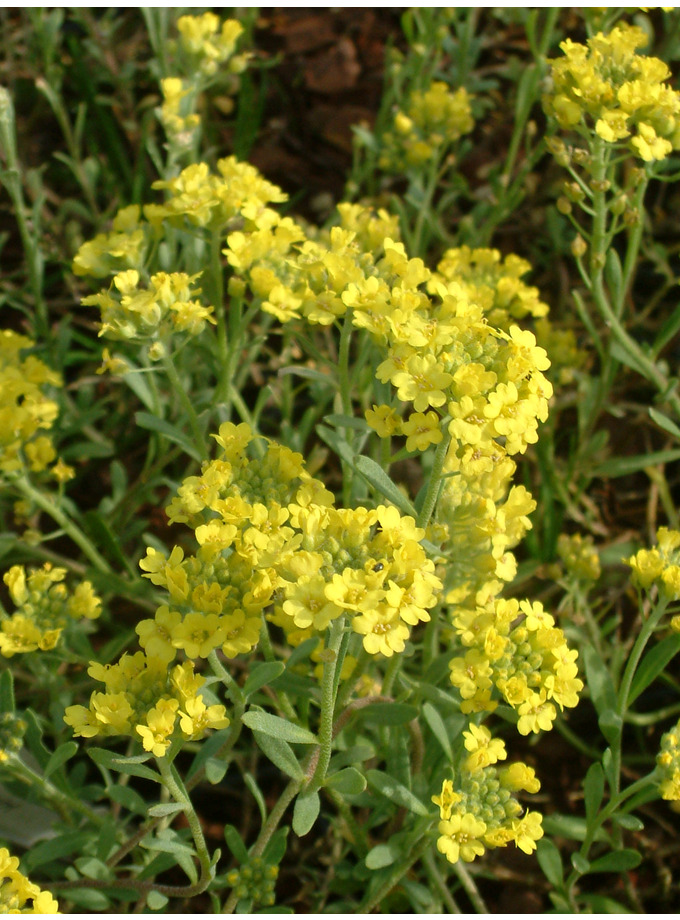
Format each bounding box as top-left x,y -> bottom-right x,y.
627,526 -> 680,601
225,856 -> 279,907
159,14 -> 248,148
0,564 -> 101,657
448,598 -> 583,733
558,532 -> 601,582
0,330 -> 62,478
378,81 -> 474,171
225,202 -> 553,457
0,846 -> 59,913
64,654 -> 229,757
433,724 -> 543,863
544,23 -> 680,162
175,13 -> 248,79
72,205 -> 146,279
656,717 -> 680,808
434,246 -> 549,328
74,159 -> 287,285
82,270 -> 215,344
147,158 -> 288,231
142,422 -> 440,660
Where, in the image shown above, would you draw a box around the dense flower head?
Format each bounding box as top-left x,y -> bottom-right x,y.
225,855 -> 279,907
656,718 -> 680,808
0,330 -> 61,477
0,564 -> 101,658
433,727 -> 543,864
158,424 -> 441,658
439,444 -> 536,607
544,23 -> 680,162
175,13 -> 248,78
64,653 -> 229,756
627,526 -> 680,601
82,270 -> 215,344
448,598 -> 583,730
148,157 -> 288,230
433,247 -> 549,329
0,846 -> 59,913
378,81 -> 474,171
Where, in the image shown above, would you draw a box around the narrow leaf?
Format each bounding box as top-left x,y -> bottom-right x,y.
356,702 -> 419,726
89,747 -> 161,783
583,646 -> 617,718
649,407 -> 680,441
135,411 -> 202,462
0,668 -> 15,713
589,849 -> 642,874
242,710 -> 316,745
147,802 -> 185,818
365,843 -> 398,870
366,770 -> 429,816
44,741 -> 78,779
224,825 -> 249,864
536,839 -> 563,888
325,767 -> 367,795
292,791 -> 320,837
353,455 -> 417,517
584,762 -> 605,822
243,661 -> 286,699
252,730 -> 305,781
422,702 -> 453,760
628,633 -> 680,706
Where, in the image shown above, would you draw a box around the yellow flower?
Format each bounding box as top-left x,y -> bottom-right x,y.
401,410 -> 443,452
436,813 -> 487,864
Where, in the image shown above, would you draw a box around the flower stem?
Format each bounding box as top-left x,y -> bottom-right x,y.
15,476 -> 112,574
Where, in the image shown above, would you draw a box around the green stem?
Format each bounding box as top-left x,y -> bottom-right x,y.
208,649 -> 244,706
8,755 -> 107,829
161,350 -> 209,457
15,475 -> 112,574
423,850 -> 461,913
617,596 -> 669,717
416,426 -> 451,529
223,777 -> 302,913
451,860 -> 488,913
308,617 -> 346,794
156,757 -> 213,894
0,89 -> 48,340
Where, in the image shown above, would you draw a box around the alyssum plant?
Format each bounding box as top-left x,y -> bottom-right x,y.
2,8 -> 680,914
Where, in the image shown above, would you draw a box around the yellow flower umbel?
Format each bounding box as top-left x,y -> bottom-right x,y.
544,23 -> 680,163
0,564 -> 101,658
149,423 -> 441,660
0,330 -> 61,477
64,653 -> 229,756
433,725 -> 543,864
627,526 -> 680,601
379,81 -> 474,172
558,532 -> 601,583
82,270 -> 216,345
448,598 -> 583,731
656,718 -> 680,809
0,846 -> 59,913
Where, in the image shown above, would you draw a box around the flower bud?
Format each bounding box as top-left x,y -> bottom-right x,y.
571,234 -> 587,258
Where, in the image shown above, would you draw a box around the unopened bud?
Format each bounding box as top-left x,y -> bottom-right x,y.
590,178 -> 611,193
571,234 -> 587,258
557,197 -> 572,215
623,207 -> 640,227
